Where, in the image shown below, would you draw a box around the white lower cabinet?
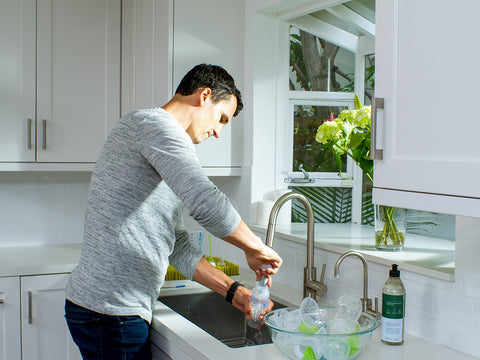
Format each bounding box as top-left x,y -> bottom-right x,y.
0,273 -> 80,360
0,277 -> 21,360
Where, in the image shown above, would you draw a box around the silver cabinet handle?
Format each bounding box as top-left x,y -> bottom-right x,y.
42,119 -> 47,150
27,118 -> 32,149
370,97 -> 384,160
28,291 -> 33,324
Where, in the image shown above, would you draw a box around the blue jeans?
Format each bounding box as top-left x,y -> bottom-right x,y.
65,299 -> 152,360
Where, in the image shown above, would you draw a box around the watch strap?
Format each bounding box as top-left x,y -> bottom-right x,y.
226,281 -> 243,303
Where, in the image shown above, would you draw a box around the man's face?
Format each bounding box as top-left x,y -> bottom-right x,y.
187,92 -> 237,144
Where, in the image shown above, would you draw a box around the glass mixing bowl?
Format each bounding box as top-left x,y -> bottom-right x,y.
264,306 -> 379,360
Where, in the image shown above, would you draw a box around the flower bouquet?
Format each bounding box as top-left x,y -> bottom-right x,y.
315,95 -> 406,250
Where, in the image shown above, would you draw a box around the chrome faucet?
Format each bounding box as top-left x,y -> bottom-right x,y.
334,251 -> 380,318
265,192 -> 327,299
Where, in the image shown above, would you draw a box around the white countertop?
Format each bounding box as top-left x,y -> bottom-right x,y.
0,243 -> 82,277
0,243 -> 474,359
251,223 -> 455,281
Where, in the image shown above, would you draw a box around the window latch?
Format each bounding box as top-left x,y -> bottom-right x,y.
284,164 -> 315,183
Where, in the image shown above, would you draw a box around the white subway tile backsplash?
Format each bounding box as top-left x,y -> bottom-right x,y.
404,281 -> 435,314
452,323 -> 480,359
435,289 -> 473,325
455,269 -> 480,299
411,309 -> 453,346
473,300 -> 480,330
456,216 -> 480,242
456,238 -> 476,271
475,242 -> 480,272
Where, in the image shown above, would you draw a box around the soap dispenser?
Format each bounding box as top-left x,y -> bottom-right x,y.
381,264 -> 405,345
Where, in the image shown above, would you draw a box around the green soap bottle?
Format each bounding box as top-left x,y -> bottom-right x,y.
381,264 -> 405,345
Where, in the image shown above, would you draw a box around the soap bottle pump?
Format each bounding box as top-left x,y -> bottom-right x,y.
381,264 -> 405,345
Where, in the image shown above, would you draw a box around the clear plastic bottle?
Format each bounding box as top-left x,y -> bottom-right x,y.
381,264 -> 405,345
247,276 -> 269,328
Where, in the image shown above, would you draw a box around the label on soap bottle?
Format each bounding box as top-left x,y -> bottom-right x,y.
381,294 -> 404,344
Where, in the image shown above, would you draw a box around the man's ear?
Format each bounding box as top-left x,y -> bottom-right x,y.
199,87 -> 212,104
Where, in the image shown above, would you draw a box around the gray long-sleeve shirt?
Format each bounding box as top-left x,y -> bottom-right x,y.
65,108 -> 241,322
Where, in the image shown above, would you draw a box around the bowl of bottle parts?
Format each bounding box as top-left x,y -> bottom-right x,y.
264,294 -> 379,360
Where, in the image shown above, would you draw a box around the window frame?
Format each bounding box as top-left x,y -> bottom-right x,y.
275,19 -> 372,224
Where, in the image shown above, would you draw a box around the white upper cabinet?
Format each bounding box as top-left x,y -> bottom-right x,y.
173,0 -> 244,173
36,0 -> 121,163
121,0 -> 244,175
373,0 -> 480,217
0,0 -> 121,168
0,0 -> 36,162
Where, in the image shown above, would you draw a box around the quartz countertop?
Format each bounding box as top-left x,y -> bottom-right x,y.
0,243 -> 82,277
251,223 -> 455,281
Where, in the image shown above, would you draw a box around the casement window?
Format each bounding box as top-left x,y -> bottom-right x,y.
277,19 -> 375,224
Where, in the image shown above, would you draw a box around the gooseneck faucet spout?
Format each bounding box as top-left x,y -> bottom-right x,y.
265,191 -> 327,299
334,251 -> 380,318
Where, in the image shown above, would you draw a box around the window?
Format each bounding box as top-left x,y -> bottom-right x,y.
280,15 -> 375,224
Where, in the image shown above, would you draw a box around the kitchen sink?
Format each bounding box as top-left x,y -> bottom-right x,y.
158,291 -> 287,348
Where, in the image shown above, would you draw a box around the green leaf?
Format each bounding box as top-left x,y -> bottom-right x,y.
298,321 -> 319,334
349,132 -> 366,150
302,346 -> 317,360
354,94 -> 362,110
347,324 -> 361,357
359,157 -> 373,175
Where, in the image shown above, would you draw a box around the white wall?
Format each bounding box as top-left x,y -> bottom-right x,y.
0,172 -> 90,246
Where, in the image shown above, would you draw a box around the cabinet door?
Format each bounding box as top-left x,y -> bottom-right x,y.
0,277 -> 21,360
21,274 -> 81,360
173,0 -> 244,171
373,0 -> 480,217
36,0 -> 121,163
0,0 -> 36,162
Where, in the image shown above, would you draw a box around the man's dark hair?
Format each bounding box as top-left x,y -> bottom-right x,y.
175,64 -> 243,117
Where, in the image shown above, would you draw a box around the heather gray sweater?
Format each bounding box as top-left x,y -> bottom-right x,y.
65,108 -> 241,322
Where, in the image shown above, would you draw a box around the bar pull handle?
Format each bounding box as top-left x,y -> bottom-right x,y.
28,291 -> 33,324
370,97 -> 384,160
27,119 -> 32,149
42,119 -> 47,150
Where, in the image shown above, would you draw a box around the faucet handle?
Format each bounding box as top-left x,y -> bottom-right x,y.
366,297 -> 381,319
319,263 -> 326,284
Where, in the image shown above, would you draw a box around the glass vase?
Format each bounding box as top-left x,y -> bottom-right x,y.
374,205 -> 407,251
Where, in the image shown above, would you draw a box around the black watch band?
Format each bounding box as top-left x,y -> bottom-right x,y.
226,281 -> 243,303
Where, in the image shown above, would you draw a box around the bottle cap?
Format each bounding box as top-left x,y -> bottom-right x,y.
389,264 -> 400,277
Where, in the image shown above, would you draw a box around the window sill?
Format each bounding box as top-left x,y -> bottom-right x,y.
251,223 -> 454,282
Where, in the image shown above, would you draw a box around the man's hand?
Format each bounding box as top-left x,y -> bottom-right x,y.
221,220 -> 283,287
232,285 -> 274,322
245,243 -> 282,286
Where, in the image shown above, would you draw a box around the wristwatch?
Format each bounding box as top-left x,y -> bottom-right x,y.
226,281 -> 243,303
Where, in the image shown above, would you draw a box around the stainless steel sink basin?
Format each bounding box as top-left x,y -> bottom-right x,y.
159,291 -> 287,348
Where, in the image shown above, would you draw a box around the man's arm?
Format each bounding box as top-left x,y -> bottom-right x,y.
192,256 -> 273,320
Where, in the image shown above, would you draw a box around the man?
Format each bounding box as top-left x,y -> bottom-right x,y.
65,64 -> 283,359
